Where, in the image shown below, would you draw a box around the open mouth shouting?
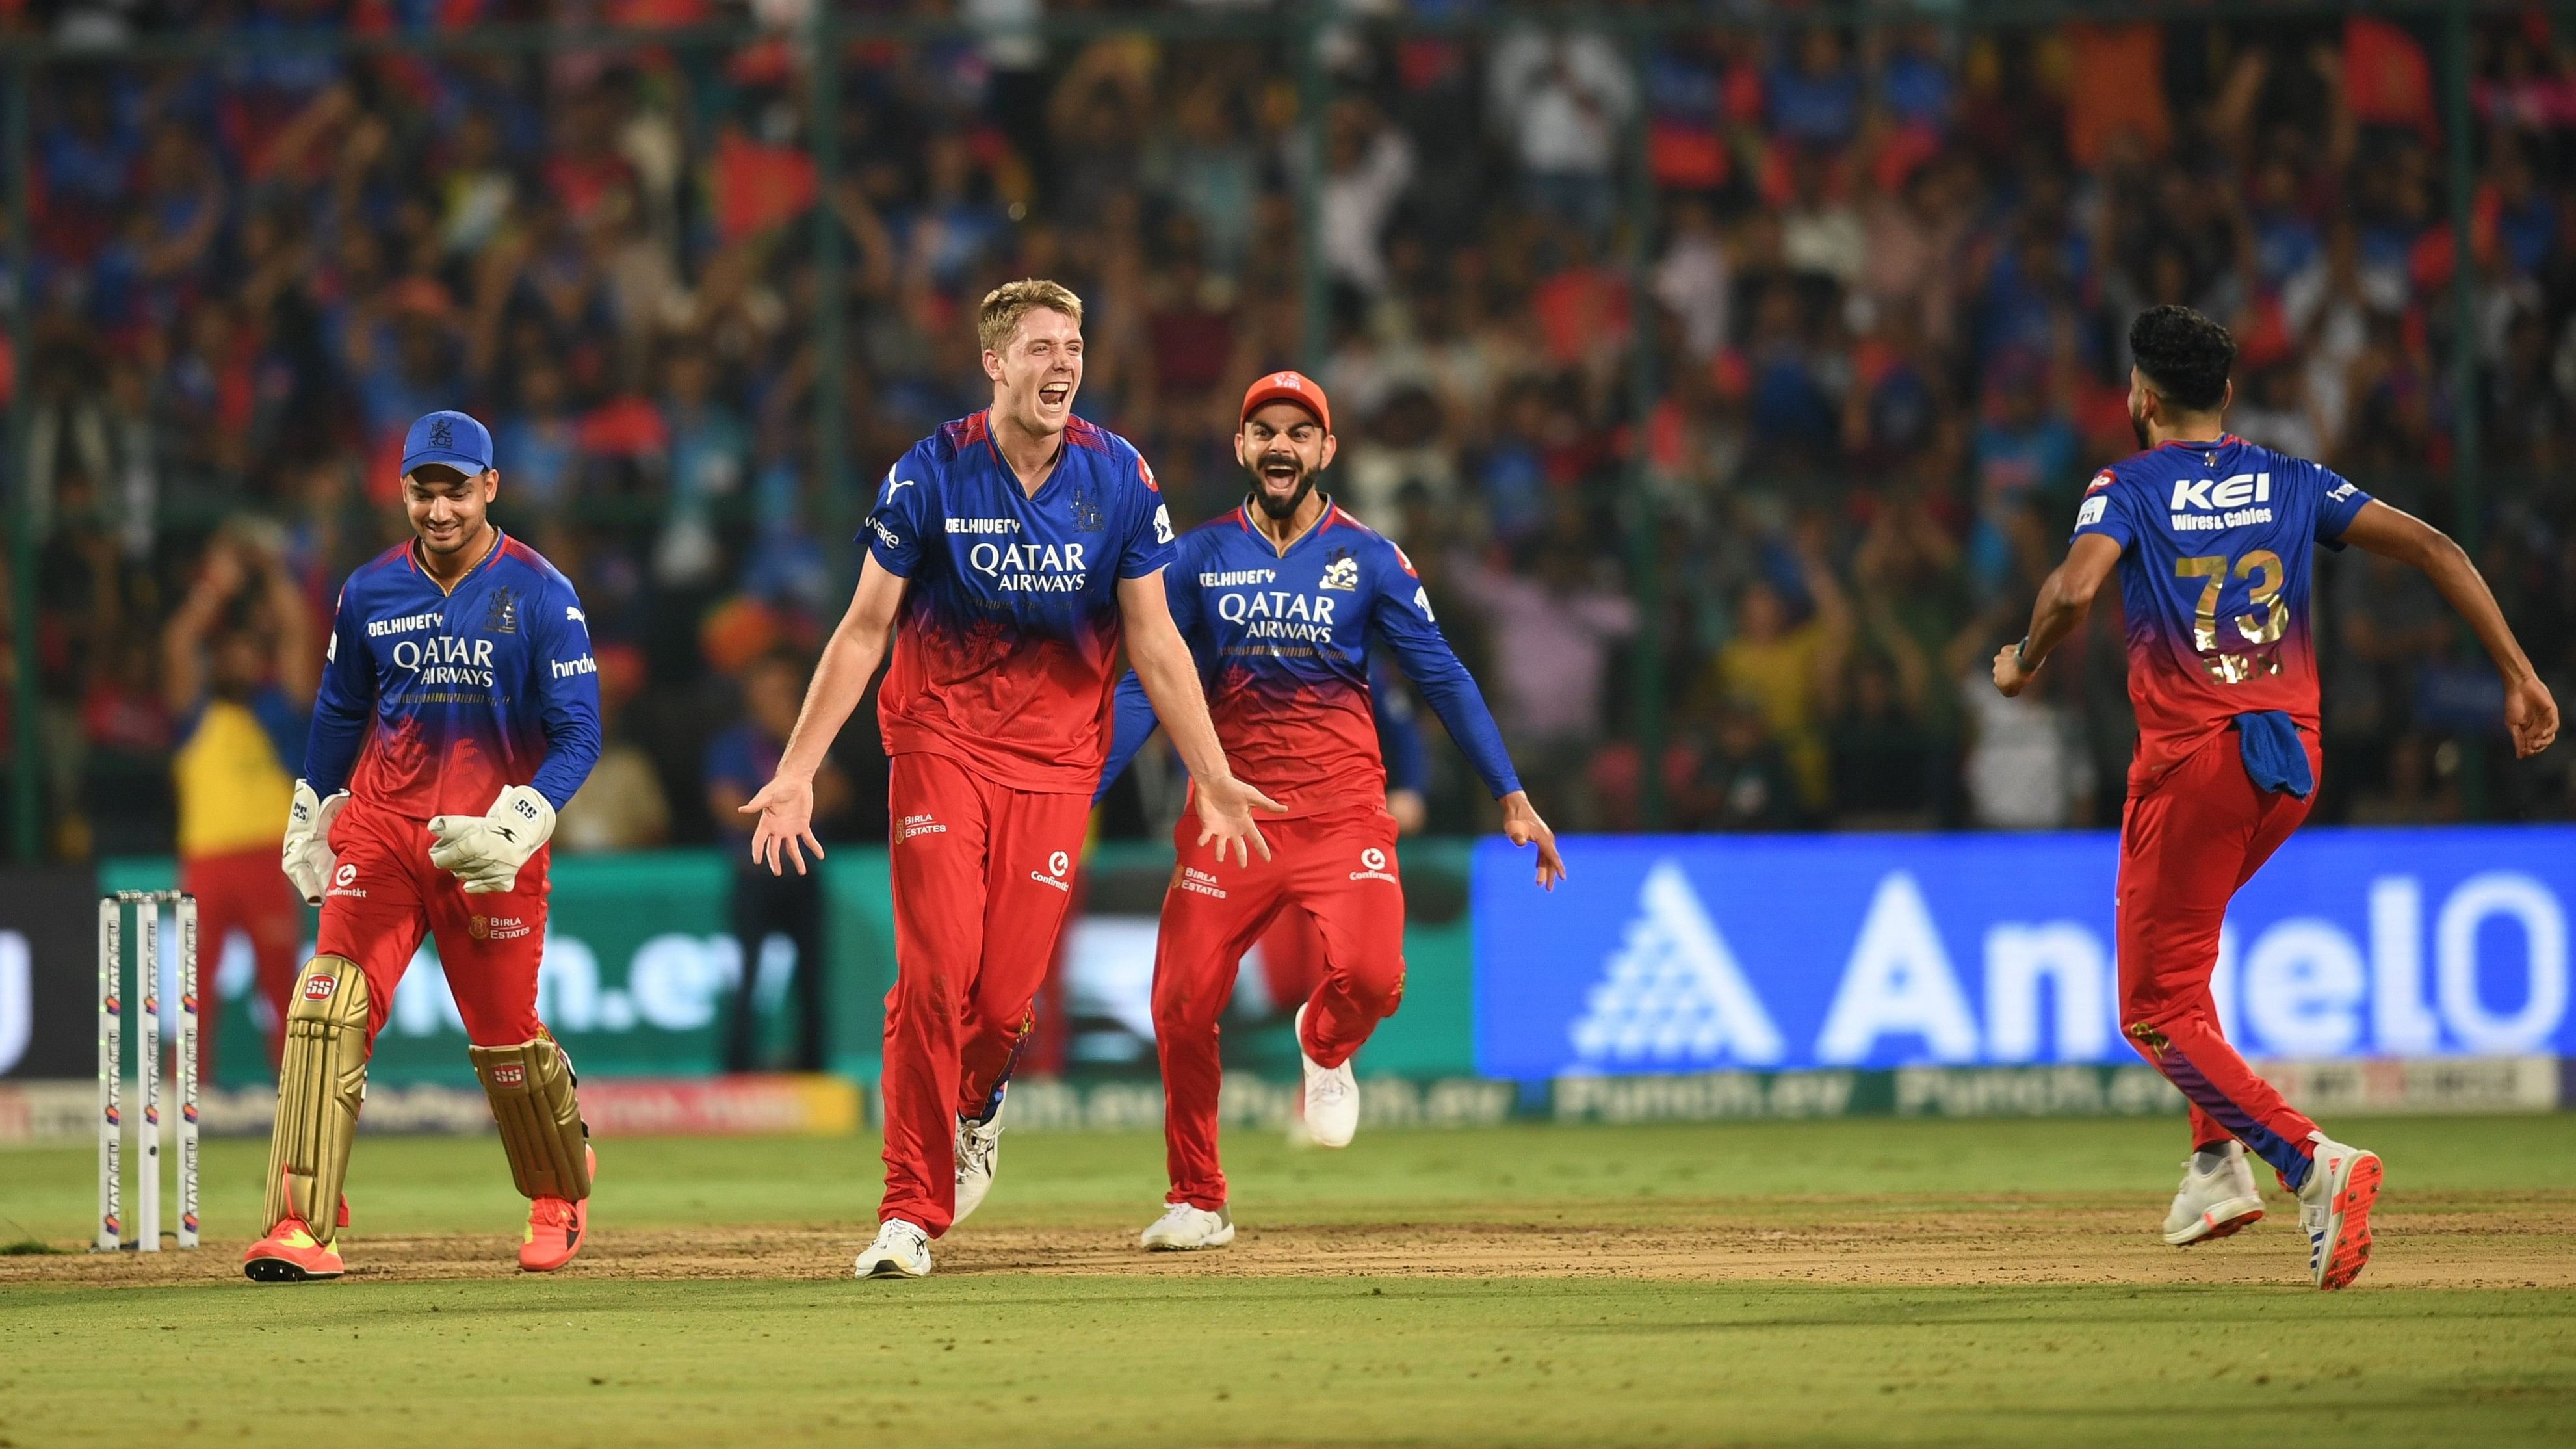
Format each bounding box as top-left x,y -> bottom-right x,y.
1253,454 -> 1312,518
1036,381 -> 1073,415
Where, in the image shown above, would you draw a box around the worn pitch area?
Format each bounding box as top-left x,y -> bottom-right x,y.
12,1192 -> 2575,1290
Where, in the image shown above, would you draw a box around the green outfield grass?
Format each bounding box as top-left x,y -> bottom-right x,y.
5,1116 -> 2575,1448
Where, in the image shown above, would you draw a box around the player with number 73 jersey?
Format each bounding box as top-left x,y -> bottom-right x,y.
2001,306 -> 2556,1292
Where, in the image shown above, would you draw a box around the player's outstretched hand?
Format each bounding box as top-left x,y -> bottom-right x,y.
740,774 -> 825,877
1990,642 -> 2034,698
1193,773 -> 1286,868
2507,673 -> 2560,758
1499,790 -> 1566,891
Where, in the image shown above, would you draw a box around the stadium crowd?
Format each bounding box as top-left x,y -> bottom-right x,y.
5,3 -> 2576,859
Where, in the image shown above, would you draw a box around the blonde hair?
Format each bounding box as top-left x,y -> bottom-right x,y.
978,278 -> 1084,354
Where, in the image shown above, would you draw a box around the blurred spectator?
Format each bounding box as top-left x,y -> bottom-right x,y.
1447,540 -> 1638,827
1968,358 -> 2078,594
162,530 -> 313,1073
1317,98 -> 1414,300
705,650 -> 849,1073
1959,663 -> 2092,830
556,647 -> 673,855
1653,197 -> 1731,364
1489,18 -> 1634,236
1829,654 -> 1938,826
1697,540 -> 1853,812
1684,703 -> 1806,832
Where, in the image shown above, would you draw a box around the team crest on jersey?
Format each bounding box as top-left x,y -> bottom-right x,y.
1319,549 -> 1359,592
480,585 -> 519,635
1069,480 -> 1103,533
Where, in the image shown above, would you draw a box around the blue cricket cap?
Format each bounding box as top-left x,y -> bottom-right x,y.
400,410 -> 495,477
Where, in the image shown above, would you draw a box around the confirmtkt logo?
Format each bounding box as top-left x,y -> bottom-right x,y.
1350,848 -> 1398,885
1033,850 -> 1073,892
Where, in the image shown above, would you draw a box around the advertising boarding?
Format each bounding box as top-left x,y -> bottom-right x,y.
1473,828 -> 2576,1079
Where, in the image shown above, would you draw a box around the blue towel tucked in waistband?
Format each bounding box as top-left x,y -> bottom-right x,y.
2235,710 -> 2313,798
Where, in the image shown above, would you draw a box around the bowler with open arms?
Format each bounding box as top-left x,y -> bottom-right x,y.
738,280 -> 1280,1279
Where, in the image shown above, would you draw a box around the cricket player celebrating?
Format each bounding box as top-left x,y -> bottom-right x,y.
1097,371 -> 1563,1251
1997,306 -> 2558,1290
740,280 -> 1275,1280
252,410 -> 603,1282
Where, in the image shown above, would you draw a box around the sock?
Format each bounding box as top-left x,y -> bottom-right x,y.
2192,1145 -> 2232,1175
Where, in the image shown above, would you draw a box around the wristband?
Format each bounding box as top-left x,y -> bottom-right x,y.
2015,636 -> 2038,672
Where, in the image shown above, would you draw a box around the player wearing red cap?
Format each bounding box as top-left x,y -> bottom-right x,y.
740,281 -> 1278,1279
1096,371 -> 1562,1250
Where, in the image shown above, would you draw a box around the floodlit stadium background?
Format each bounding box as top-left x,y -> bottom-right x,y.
4,3 -> 2575,1118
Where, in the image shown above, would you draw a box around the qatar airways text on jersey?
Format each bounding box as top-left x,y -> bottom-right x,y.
1101,503 -> 1519,818
305,534 -> 603,819
864,410 -> 1176,792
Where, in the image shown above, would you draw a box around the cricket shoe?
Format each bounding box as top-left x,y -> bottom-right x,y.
2297,1132 -> 2383,1291
2162,1141 -> 2265,1246
952,1088 -> 1007,1227
242,1217 -> 345,1283
855,1218 -> 933,1279
519,1145 -> 597,1273
1295,1004 -> 1358,1149
1139,1203 -> 1235,1251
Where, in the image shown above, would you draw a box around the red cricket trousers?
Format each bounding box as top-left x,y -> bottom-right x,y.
2116,727 -> 2324,1190
1154,805 -> 1407,1210
879,753 -> 1090,1236
316,797 -> 551,1052
177,846 -> 306,1074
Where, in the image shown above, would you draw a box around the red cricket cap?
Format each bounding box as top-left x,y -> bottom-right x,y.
1239,371 -> 1332,434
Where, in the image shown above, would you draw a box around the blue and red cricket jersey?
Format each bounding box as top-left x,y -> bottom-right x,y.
1098,501 -> 1520,816
2071,435 -> 2373,794
865,411 -> 1177,794
304,532 -> 603,818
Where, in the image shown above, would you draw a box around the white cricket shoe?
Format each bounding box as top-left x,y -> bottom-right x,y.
2297,1132 -> 2383,1291
2161,1140 -> 2265,1246
1295,1004 -> 1358,1149
854,1218 -> 933,1279
952,1088 -> 1006,1227
1139,1202 -> 1235,1252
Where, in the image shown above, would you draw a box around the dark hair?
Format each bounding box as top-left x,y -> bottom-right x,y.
2128,304 -> 2235,412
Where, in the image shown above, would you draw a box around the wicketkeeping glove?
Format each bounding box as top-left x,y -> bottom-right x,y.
426,785 -> 556,894
281,779 -> 349,907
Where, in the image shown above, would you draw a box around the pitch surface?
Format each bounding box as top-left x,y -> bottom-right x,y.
4,1116 -> 2572,1446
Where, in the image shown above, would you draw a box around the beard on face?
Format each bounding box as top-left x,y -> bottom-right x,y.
1251,456 -> 1316,520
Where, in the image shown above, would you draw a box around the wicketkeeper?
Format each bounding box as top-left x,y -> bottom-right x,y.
249,410 -> 603,1282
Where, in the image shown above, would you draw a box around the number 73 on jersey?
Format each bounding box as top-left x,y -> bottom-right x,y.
2175,550 -> 2285,683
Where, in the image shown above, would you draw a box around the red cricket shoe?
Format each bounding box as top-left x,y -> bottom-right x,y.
2298,1132 -> 2383,1292
518,1145 -> 595,1273
242,1217 -> 345,1283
